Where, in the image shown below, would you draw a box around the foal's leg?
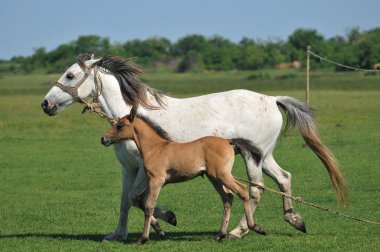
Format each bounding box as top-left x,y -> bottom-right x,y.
137,177 -> 165,245
218,173 -> 266,236
229,150 -> 265,239
129,167 -> 168,238
263,154 -> 306,233
207,176 -> 234,242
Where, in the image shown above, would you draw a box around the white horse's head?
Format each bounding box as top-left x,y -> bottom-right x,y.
41,54 -> 166,116
41,54 -> 100,116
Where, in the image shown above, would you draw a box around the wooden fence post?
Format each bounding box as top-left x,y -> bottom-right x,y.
306,45 -> 311,105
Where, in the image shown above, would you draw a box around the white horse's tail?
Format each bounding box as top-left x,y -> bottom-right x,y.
276,96 -> 349,204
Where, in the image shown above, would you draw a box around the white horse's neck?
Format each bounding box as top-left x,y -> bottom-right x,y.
97,73 -> 130,119
96,72 -> 166,120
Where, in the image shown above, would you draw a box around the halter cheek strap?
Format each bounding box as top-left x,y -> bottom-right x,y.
53,64 -> 116,124
54,66 -> 93,102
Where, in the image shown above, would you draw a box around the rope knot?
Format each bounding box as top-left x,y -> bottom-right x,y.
81,101 -> 100,114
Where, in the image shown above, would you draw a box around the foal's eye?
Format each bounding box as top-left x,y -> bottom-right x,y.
66,73 -> 74,80
116,123 -> 124,130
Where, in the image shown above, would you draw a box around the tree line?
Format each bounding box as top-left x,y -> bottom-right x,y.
1,27 -> 379,74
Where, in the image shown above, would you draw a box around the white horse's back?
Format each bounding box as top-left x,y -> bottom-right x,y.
141,89 -> 283,154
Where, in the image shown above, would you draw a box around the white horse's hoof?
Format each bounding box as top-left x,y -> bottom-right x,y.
102,232 -> 128,243
284,209 -> 307,233
227,228 -> 249,240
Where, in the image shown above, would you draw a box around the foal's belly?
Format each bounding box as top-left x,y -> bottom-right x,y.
165,166 -> 206,184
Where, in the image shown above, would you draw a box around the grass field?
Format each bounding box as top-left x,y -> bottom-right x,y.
0,69 -> 379,251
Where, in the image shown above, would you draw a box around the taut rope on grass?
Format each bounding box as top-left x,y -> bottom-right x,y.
233,176 -> 380,225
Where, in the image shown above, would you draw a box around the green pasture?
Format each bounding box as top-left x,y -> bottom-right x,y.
0,70 -> 379,251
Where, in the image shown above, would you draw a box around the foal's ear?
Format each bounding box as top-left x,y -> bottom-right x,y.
127,105 -> 138,122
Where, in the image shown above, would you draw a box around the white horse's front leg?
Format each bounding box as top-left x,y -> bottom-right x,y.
103,166 -> 136,242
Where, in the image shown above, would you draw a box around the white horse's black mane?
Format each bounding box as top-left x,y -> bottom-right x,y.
77,54 -> 165,109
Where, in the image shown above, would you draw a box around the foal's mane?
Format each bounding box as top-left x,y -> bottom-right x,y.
78,54 -> 166,110
136,114 -> 172,142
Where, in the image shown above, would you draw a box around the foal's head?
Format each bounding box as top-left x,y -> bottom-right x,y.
101,106 -> 137,147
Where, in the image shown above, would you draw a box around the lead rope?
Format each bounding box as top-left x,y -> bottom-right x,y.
81,100 -> 118,124
233,176 -> 380,225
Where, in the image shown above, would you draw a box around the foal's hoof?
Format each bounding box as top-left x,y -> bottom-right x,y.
250,224 -> 266,235
136,237 -> 149,245
157,230 -> 165,239
214,232 -> 227,242
151,222 -> 166,239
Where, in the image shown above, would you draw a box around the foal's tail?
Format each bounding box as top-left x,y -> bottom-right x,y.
276,96 -> 349,204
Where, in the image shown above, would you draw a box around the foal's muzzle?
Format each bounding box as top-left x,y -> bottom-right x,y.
41,99 -> 58,116
101,136 -> 112,147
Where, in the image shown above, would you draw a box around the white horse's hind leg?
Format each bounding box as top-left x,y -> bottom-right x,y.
262,154 -> 306,233
103,166 -> 136,242
228,150 -> 264,239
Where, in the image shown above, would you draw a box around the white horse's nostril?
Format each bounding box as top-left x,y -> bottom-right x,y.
41,99 -> 58,116
41,99 -> 49,110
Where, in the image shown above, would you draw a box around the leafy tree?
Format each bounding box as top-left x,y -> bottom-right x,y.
288,28 -> 326,66
173,34 -> 208,56
142,37 -> 172,61
1,27 -> 380,74
288,28 -> 325,51
74,35 -> 110,55
263,41 -> 287,67
177,51 -> 204,72
236,38 -> 265,70
45,44 -> 76,73
347,27 -> 361,45
355,28 -> 380,68
202,36 -> 238,70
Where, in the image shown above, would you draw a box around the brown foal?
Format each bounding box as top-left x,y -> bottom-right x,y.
101,107 -> 265,244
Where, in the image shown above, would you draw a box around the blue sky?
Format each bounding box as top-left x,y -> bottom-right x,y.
1,0 -> 379,60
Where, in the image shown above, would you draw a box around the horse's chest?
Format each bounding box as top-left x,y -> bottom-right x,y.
114,141 -> 141,170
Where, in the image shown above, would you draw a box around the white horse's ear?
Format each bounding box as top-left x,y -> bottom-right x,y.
84,58 -> 101,68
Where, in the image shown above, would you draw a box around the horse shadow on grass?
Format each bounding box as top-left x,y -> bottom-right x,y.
0,231 -> 221,243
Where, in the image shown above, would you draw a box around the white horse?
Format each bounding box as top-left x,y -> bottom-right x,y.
41,54 -> 348,242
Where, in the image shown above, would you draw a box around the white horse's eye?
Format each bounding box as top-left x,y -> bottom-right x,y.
66,73 -> 74,80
